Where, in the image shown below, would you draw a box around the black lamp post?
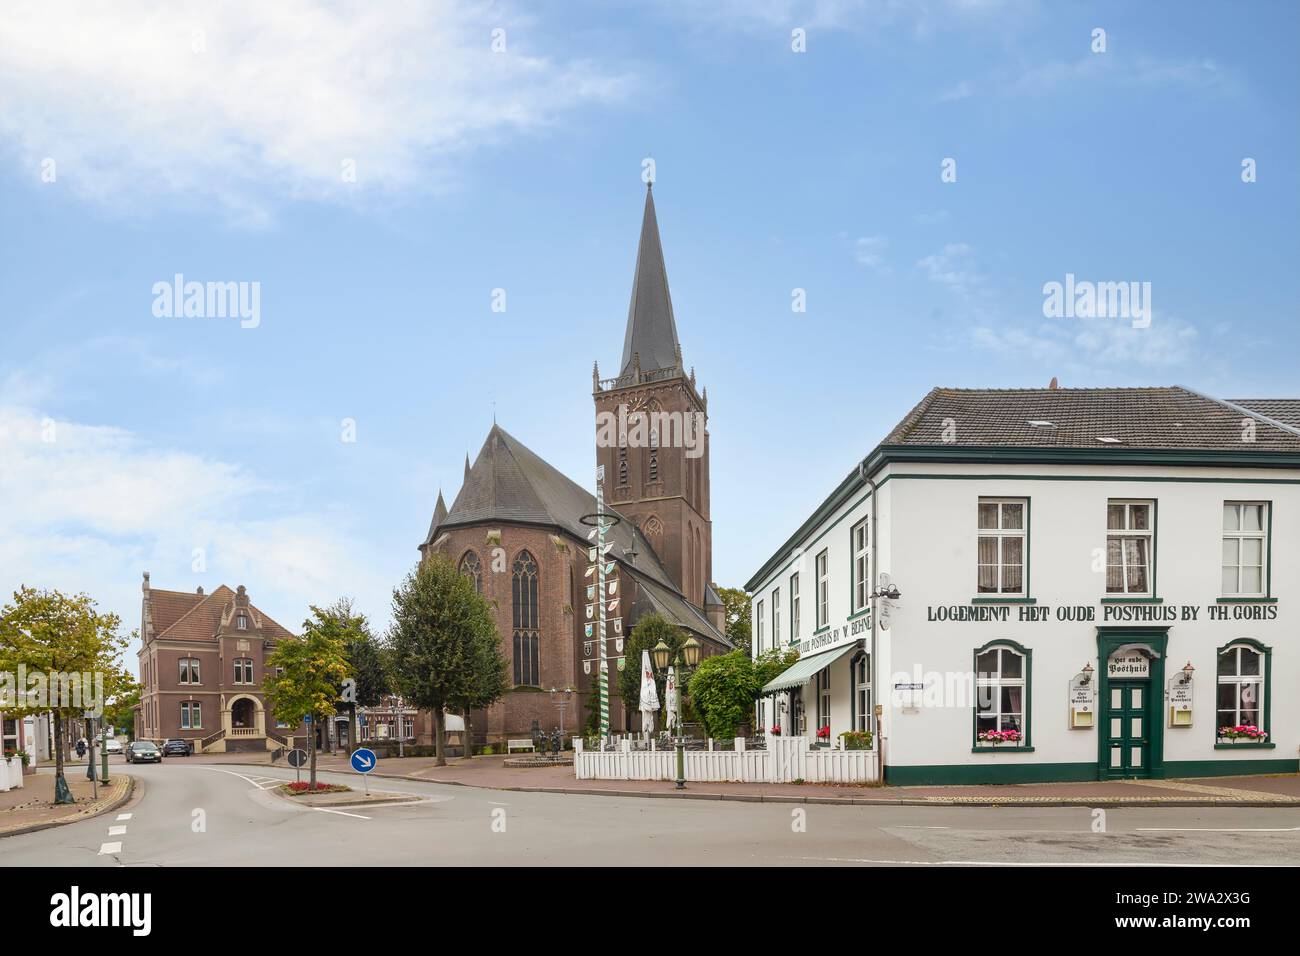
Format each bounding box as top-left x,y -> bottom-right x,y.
652,635 -> 702,790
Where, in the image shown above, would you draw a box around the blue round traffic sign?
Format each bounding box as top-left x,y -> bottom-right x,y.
349,748 -> 377,774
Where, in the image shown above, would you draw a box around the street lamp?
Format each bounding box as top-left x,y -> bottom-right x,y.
1081,662 -> 1095,684
1181,661 -> 1195,683
652,635 -> 702,790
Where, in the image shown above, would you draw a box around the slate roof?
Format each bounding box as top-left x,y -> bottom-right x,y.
146,585 -> 296,644
884,386 -> 1300,451
437,424 -> 726,645
620,184 -> 682,376
1230,399 -> 1300,433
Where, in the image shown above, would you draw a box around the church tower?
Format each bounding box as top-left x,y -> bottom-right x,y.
594,184 -> 718,619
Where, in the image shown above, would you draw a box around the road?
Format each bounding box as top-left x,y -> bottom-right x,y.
5,761 -> 1300,866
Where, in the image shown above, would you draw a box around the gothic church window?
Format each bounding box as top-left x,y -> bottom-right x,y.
512,550 -> 540,685
459,550 -> 483,594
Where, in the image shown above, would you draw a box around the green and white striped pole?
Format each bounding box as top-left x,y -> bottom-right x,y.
596,476 -> 610,743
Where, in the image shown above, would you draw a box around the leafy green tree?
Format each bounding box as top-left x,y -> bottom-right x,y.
754,647 -> 799,688
617,612 -> 683,721
318,597 -> 387,750
104,683 -> 142,739
0,587 -> 132,803
386,556 -> 507,766
687,650 -> 760,739
264,608 -> 352,788
715,586 -> 752,653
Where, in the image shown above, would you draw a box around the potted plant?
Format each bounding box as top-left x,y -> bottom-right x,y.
1218,724 -> 1267,744
977,729 -> 1022,746
838,730 -> 874,751
815,725 -> 831,747
768,724 -> 781,737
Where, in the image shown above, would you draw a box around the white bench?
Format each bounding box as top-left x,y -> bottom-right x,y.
506,739 -> 535,754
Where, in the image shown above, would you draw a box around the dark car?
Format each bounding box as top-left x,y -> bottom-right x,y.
124,741 -> 161,764
161,739 -> 192,757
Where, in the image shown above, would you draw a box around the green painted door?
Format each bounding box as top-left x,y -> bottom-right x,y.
1104,680 -> 1151,779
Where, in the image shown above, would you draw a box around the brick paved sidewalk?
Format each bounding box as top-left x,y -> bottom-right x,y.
201,751 -> 1300,807
0,769 -> 134,837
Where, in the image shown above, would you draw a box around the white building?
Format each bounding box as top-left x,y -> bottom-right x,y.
747,386 -> 1300,785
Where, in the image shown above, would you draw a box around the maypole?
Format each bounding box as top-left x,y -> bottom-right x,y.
583,465 -> 623,749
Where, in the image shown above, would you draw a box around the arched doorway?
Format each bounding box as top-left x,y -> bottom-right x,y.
231,698 -> 255,730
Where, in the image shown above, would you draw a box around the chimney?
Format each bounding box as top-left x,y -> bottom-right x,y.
1048,377 -> 1059,390
196,586 -> 204,595
142,570 -> 150,594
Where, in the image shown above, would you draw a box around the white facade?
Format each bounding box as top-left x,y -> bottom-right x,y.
750,412 -> 1298,785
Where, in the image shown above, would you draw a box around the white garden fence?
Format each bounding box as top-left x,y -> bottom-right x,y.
574,736 -> 878,784
0,756 -> 26,792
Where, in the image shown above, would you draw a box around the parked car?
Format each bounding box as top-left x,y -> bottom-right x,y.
161,739 -> 192,757
104,737 -> 123,754
124,740 -> 161,764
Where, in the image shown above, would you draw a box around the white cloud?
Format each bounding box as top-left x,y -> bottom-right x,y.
967,314 -> 1201,372
853,235 -> 889,270
1010,55 -> 1228,97
658,0 -> 1027,33
917,242 -> 978,294
0,403 -> 392,667
0,0 -> 631,223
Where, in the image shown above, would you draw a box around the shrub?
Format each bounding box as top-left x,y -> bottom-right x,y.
838,730 -> 873,751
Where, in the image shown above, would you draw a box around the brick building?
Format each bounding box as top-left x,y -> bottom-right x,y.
418,185 -> 730,744
135,574 -> 308,754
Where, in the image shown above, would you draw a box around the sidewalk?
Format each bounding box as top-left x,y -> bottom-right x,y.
0,769 -> 134,837
200,751 -> 1300,807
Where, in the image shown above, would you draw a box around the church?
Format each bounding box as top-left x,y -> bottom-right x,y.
418,185 -> 731,745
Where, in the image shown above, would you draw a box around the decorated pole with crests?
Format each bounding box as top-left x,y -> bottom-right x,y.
596,475 -> 609,741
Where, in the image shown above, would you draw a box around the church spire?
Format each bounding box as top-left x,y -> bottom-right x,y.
620,182 -> 681,376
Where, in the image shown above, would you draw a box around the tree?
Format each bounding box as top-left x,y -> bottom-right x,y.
715,586 -> 752,653
617,612 -> 683,725
687,650 -> 759,739
104,682 -> 142,739
0,587 -> 132,804
319,597 -> 387,751
386,556 -> 507,766
754,646 -> 799,689
264,608 -> 352,789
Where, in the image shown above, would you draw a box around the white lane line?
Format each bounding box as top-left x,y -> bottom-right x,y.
116,813 -> 132,821
893,825 -> 950,829
1136,826 -> 1300,833
108,825 -> 127,836
311,807 -> 371,820
782,856 -> 1246,867
99,842 -> 122,855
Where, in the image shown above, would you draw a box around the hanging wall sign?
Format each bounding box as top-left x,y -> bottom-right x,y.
1069,674 -> 1095,728
1168,676 -> 1194,727
1107,651 -> 1150,679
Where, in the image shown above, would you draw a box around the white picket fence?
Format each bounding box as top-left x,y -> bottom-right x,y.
0,756 -> 26,792
574,736 -> 878,784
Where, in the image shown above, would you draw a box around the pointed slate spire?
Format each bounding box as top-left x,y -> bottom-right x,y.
464,453 -> 471,483
620,183 -> 681,376
422,489 -> 448,547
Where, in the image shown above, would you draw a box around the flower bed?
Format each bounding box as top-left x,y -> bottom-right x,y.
280,781 -> 351,795
977,729 -> 1022,745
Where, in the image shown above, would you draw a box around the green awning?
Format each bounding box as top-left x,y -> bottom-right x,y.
762,641 -> 861,694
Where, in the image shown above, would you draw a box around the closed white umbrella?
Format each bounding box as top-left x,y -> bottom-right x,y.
665,666 -> 678,732
638,650 -> 660,734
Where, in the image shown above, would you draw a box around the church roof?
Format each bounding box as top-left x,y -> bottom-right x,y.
436,424 -> 726,645
620,184 -> 682,376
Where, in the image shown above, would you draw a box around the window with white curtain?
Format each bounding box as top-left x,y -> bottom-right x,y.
1222,502 -> 1267,596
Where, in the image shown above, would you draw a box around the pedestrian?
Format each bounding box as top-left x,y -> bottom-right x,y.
75,738 -> 86,759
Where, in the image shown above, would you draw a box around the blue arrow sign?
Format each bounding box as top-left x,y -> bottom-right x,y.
350,748 -> 377,774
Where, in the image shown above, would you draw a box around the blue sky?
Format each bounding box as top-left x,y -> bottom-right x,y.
1,1 -> 1296,667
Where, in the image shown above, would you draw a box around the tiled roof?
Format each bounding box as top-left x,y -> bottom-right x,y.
437,424 -> 725,644
1231,399 -> 1300,432
883,386 -> 1300,451
148,585 -> 295,643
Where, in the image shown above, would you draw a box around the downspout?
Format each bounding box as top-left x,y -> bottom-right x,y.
859,460 -> 883,784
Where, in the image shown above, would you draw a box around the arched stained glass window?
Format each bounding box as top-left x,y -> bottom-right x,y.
459,550 -> 483,594
512,550 -> 539,685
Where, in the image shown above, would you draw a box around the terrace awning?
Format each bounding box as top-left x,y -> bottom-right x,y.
761,641 -> 861,694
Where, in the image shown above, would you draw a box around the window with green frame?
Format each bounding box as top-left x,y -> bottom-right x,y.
815,549 -> 829,629
851,517 -> 869,613
789,572 -> 800,643
973,641 -> 1032,750
1216,639 -> 1271,744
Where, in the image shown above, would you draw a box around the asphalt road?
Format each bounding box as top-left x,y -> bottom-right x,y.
5,761 -> 1300,866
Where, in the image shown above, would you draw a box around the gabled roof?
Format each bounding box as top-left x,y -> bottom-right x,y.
434,424 -> 726,645
442,425 -> 675,592
745,384 -> 1300,592
620,184 -> 681,376
884,386 -> 1300,451
1230,399 -> 1300,433
146,585 -> 295,644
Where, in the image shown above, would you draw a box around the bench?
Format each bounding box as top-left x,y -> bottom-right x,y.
506,739 -> 535,754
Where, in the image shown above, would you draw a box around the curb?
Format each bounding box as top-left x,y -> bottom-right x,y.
200,760 -> 1300,808
0,774 -> 136,840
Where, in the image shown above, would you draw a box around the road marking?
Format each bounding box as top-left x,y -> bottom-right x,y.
893,825 -> 950,829
783,856 -> 1238,867
311,807 -> 371,820
108,825 -> 127,835
1136,826 -> 1300,833
99,842 -> 122,855
116,813 -> 132,821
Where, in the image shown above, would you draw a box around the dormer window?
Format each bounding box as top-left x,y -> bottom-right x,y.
236,614 -> 248,630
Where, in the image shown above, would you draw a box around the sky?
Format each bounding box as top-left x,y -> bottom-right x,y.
1,1 -> 1296,672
